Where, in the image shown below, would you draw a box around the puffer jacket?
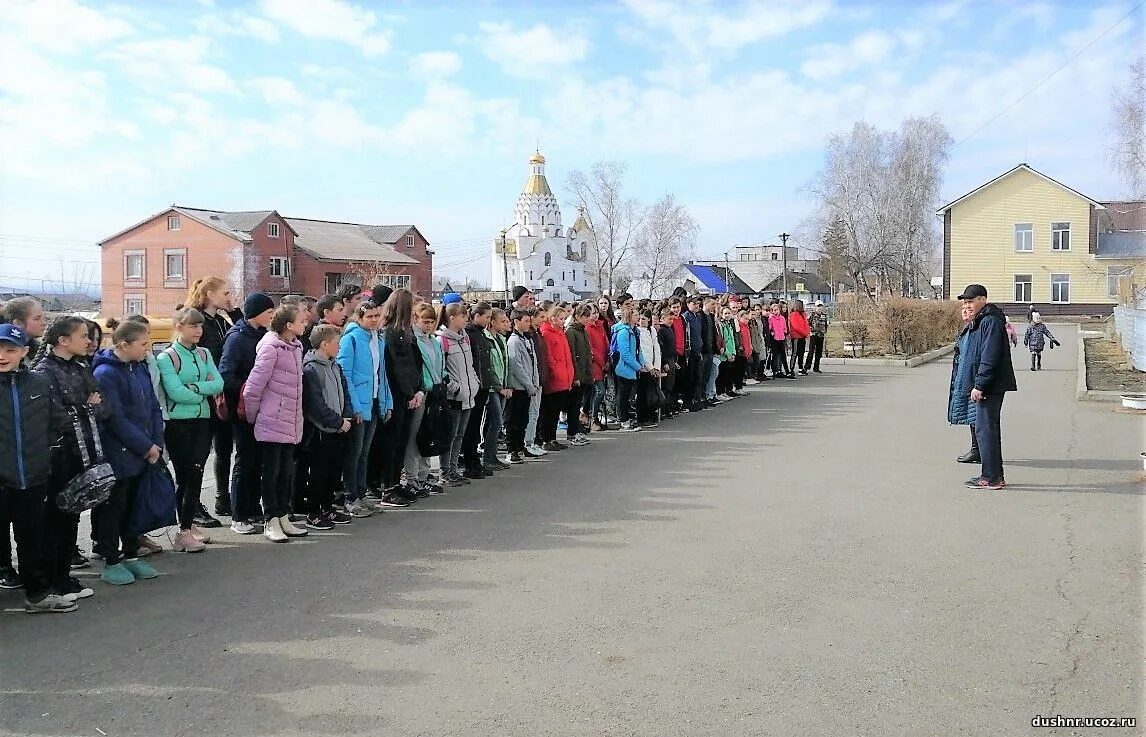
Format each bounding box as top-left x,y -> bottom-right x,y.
219,318 -> 265,416
789,311 -> 811,339
92,349 -> 165,479
156,341 -> 224,420
337,321 -> 393,419
0,368 -> 61,490
768,313 -> 788,342
584,319 -> 609,382
384,325 -> 424,400
947,324 -> 975,426
1023,322 -> 1056,352
438,327 -> 480,410
610,322 -> 643,381
565,322 -> 593,386
465,323 -> 494,390
32,352 -> 107,462
242,331 -> 304,444
539,321 -> 574,393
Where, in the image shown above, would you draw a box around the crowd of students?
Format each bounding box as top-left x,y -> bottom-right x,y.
0,282 -> 829,614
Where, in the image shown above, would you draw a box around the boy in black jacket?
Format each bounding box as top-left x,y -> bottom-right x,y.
656,309 -> 678,417
299,324 -> 354,530
0,324 -> 74,613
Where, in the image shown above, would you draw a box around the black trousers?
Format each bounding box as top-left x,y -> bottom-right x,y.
715,360 -> 734,395
44,454 -> 81,591
694,354 -> 712,403
461,388 -> 489,469
230,420 -> 262,523
210,416 -> 233,509
301,431 -> 345,514
165,419 -> 212,530
974,393 -> 1006,483
771,340 -> 788,376
615,376 -> 636,423
0,484 -> 49,600
380,394 -> 415,489
732,355 -> 747,389
804,335 -> 824,371
790,338 -> 807,373
505,390 -> 531,452
259,442 -> 296,518
539,390 -> 567,443
635,374 -> 656,423
94,476 -> 141,565
564,385 -> 585,436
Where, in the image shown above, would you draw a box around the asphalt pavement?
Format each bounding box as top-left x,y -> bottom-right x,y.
1,324 -> 1141,737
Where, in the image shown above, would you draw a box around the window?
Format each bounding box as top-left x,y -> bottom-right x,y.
124,251 -> 144,280
1014,223 -> 1033,252
1013,274 -> 1033,303
124,295 -> 145,315
771,253 -> 779,260
405,233 -> 415,247
377,274 -> 412,290
164,249 -> 186,283
167,215 -> 181,231
1050,273 -> 1070,304
544,252 -> 552,266
268,222 -> 280,238
562,271 -> 566,280
529,270 -> 534,280
572,270 -> 576,281
1051,222 -> 1070,251
269,257 -> 291,278
325,273 -> 345,294
546,278 -> 555,287
1108,265 -> 1133,297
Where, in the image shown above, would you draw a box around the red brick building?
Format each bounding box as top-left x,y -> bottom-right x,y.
99,206 -> 433,317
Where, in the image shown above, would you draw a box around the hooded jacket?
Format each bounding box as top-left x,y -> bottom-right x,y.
383,324 -> 424,399
156,341 -> 224,420
242,331 -> 304,445
438,326 -> 480,410
683,309 -> 704,358
1023,322 -> 1056,352
0,368 -> 61,490
219,318 -> 266,415
748,316 -> 766,355
415,325 -> 445,390
716,319 -> 738,361
92,348 -> 165,479
959,303 -> 1018,396
507,330 -> 539,394
32,352 -> 107,466
565,322 -> 593,386
539,321 -> 574,393
947,323 -> 975,426
302,350 -> 353,438
610,322 -> 643,381
788,311 -> 811,339
337,321 -> 394,419
465,323 -> 494,390
584,319 -> 609,382
484,328 -> 509,391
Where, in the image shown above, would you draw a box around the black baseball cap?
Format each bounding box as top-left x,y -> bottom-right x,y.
956,284 -> 988,300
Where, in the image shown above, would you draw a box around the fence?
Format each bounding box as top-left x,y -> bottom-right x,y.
1113,305 -> 1146,372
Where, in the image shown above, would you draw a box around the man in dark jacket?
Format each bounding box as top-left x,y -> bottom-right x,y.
957,284 -> 1018,490
462,304 -> 495,477
682,297 -> 705,410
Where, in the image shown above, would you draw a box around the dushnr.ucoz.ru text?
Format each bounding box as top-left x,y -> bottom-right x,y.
1032,715 -> 1137,729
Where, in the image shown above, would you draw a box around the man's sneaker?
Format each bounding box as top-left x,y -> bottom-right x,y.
192,505 -> 223,529
345,500 -> 375,517
279,515 -> 309,538
122,559 -> 159,580
137,535 -> 165,555
490,459 -> 511,470
745,378 -> 758,385
25,593 -> 78,614
376,492 -> 412,508
527,444 -> 548,456
365,487 -> 386,500
0,566 -> 23,590
230,520 -> 258,535
444,472 -> 471,487
426,484 -> 448,496
306,514 -> 335,531
63,576 -> 95,600
481,465 -> 500,475
569,434 -> 590,447
463,468 -> 485,480
100,562 -> 136,586
717,394 -> 732,401
70,548 -> 90,569
327,508 -> 353,525
963,477 -> 1006,490
619,421 -> 643,432
214,499 -> 232,518
507,452 -> 525,464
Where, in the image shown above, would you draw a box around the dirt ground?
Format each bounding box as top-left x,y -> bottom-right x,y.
1084,336 -> 1146,392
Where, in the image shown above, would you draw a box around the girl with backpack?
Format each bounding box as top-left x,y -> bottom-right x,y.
437,303 -> 480,486
156,308 -> 224,553
610,307 -> 644,432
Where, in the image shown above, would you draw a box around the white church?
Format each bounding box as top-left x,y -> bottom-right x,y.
491,152 -> 596,303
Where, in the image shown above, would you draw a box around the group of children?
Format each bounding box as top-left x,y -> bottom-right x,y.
0,282 -> 829,614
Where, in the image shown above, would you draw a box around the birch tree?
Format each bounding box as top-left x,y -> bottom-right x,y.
566,161 -> 646,295
631,193 -> 699,299
1109,55 -> 1145,199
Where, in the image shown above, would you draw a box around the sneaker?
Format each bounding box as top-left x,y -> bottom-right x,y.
100,562 -> 135,586
619,421 -> 643,432
508,452 -> 525,464
591,421 -> 606,432
279,515 -> 309,538
63,576 -> 95,600
481,465 -> 500,475
569,435 -> 590,447
376,492 -> 412,508
137,535 -> 164,556
172,530 -> 206,553
192,506 -> 223,529
463,468 -> 485,480
69,548 -> 90,569
345,500 -> 376,518
263,517 -> 289,543
365,487 -> 386,500
25,593 -> 78,613
122,558 -> 159,579
799,370 -> 809,376
306,513 -> 335,531
745,378 -> 758,385
189,525 -> 211,544
328,509 -> 353,525
0,566 -> 21,590
813,368 -> 822,374
444,472 -> 470,487
964,477 -> 1006,490
490,460 -> 511,470
230,520 -> 258,535
426,484 -> 448,496
214,499 -> 232,518
717,394 -> 731,401
527,444 -> 549,456
640,420 -> 659,428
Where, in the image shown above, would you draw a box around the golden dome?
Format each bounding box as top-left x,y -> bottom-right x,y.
529,152 -> 545,164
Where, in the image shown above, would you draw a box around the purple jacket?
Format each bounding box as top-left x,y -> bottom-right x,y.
242,331 -> 304,444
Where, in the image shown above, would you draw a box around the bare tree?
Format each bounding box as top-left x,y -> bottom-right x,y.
631,193 -> 699,299
566,161 -> 646,295
50,256 -> 99,312
341,261 -> 409,294
1109,55 -> 1145,199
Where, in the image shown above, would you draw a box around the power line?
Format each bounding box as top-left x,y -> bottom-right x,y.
955,0 -> 1145,147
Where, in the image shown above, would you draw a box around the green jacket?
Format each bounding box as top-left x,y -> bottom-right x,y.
565,322 -> 593,385
155,341 -> 224,420
717,320 -> 738,361
484,328 -> 509,391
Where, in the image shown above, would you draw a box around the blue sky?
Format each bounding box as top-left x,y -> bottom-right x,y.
0,0 -> 1141,290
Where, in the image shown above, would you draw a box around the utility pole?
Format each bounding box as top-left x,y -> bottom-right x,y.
499,229 -> 510,308
779,232 -> 791,301
724,248 -> 731,295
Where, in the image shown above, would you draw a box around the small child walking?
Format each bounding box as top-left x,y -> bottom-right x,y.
1022,312 -> 1058,371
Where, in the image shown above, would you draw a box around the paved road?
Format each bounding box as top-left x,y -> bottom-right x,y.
1,325 -> 1141,737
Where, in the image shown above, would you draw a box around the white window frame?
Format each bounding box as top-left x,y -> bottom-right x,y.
269,257 -> 291,278
1051,222 -> 1071,251
124,295 -> 145,315
167,215 -> 181,231
1013,274 -> 1033,303
267,222 -> 280,239
1050,273 -> 1070,304
163,247 -> 187,281
1014,223 -> 1034,252
1108,265 -> 1133,297
405,233 -> 415,247
123,250 -> 145,281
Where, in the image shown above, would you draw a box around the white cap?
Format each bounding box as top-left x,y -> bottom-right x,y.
814,300 -> 825,306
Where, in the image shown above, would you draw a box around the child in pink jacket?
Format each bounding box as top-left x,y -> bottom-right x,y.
767,303 -> 792,379
242,304 -> 306,543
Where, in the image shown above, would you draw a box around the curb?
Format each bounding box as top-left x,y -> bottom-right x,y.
1076,333 -> 1126,404
822,343 -> 955,368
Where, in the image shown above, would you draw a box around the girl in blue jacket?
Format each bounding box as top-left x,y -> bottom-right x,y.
610,307 -> 645,432
337,301 -> 392,517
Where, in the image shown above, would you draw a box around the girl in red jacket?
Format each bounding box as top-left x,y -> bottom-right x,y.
538,304 -> 574,451
788,300 -> 811,376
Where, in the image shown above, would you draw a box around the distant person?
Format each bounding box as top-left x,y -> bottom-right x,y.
949,303 -> 979,465
1023,313 -> 1059,371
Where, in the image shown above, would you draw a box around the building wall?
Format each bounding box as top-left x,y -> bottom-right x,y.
948,168 -> 1113,308
100,212 -> 244,318
289,230 -> 432,299
246,213 -> 295,297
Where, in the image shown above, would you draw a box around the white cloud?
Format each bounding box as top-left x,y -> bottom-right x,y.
258,0 -> 391,56
195,11 -> 281,43
801,30 -> 898,81
246,76 -> 301,105
409,51 -> 463,78
0,0 -> 134,54
104,36 -> 239,94
477,21 -> 589,79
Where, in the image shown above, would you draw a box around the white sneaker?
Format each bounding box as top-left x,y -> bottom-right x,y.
619,421 -> 643,432
230,521 -> 257,535
745,378 -> 758,385
717,394 -> 731,401
173,529 -> 206,553
263,517 -> 288,543
278,515 -> 308,538
570,434 -> 590,446
345,500 -> 375,518
528,444 -> 549,456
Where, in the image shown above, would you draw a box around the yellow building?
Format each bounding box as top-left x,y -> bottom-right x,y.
938,163 -> 1145,314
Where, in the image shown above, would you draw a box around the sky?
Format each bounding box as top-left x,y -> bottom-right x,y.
0,0 -> 1141,292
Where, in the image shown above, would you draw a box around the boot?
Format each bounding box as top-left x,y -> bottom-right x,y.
278,515 -> 308,538
1031,354 -> 1037,371
263,517 -> 288,543
956,450 -> 980,464
1036,353 -> 1042,370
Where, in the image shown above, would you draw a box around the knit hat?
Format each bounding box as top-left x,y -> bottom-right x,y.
511,285 -> 532,302
371,285 -> 393,306
243,292 -> 275,319
442,292 -> 463,305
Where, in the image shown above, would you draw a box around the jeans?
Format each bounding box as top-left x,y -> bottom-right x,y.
259,442 -> 296,518
804,335 -> 824,371
381,394 -> 416,489
482,392 -> 506,465
696,353 -> 714,402
506,390 -> 532,452
615,376 -> 635,423
461,388 -> 489,469
301,431 -> 345,514
705,355 -> 720,399
539,391 -> 567,443
974,393 -> 1005,483
94,476 -> 141,566
165,419 -> 212,530
0,484 -> 49,599
210,416 -> 233,509
230,420 -> 262,523
343,407 -> 378,501
440,404 -> 470,475
526,390 -> 542,447
588,379 -> 607,424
